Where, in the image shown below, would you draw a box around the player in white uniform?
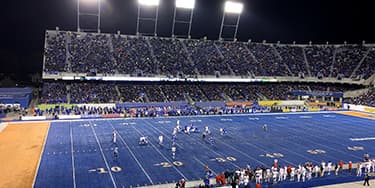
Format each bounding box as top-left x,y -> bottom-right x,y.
265,168 -> 271,183
255,168 -> 262,184
283,166 -> 287,181
113,146 -> 119,160
327,161 -> 332,175
301,166 -> 306,182
172,127 -> 177,136
307,165 -> 312,180
184,125 -> 190,134
176,120 -> 181,132
357,162 -> 362,176
279,166 -> 284,182
321,161 -> 326,177
263,124 -> 268,131
272,166 -> 278,183
158,134 -> 163,145
139,136 -> 148,145
171,146 -> 176,159
296,166 -> 301,182
290,167 -> 295,181
205,126 -> 210,134
112,130 -> 117,145
314,165 -> 320,178
219,128 -> 227,136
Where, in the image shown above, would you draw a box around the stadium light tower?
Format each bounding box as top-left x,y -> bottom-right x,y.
172,0 -> 195,38
219,1 -> 243,41
77,0 -> 101,33
137,0 -> 160,36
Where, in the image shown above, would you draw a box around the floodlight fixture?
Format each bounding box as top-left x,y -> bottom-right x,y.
224,1 -> 243,14
219,1 -> 243,40
172,0 -> 195,38
138,0 -> 160,6
77,0 -> 101,33
137,0 -> 160,36
176,0 -> 195,9
81,0 -> 99,4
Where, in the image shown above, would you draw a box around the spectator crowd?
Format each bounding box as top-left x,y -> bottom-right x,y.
44,30 -> 375,80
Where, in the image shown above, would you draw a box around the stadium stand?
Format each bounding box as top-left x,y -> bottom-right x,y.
43,30 -> 375,80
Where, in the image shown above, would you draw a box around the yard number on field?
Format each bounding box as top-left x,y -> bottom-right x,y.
88,166 -> 122,173
210,156 -> 237,163
153,161 -> 184,167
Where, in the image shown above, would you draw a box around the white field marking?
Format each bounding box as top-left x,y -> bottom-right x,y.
347,146 -> 364,151
32,123 -> 50,187
275,116 -> 289,119
190,119 -> 202,122
323,115 -> 336,118
299,116 -> 312,119
157,120 -> 171,124
350,137 -> 375,141
108,122 -> 154,184
22,111 -> 335,124
0,122 -> 7,133
131,124 -> 188,180
70,122 -> 76,188
220,118 -> 232,121
248,117 -> 260,120
90,124 -> 117,188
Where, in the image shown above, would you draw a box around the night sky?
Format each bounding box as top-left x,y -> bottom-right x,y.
1,0 -> 374,82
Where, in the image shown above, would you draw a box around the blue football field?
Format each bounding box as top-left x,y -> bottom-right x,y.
34,112 -> 375,188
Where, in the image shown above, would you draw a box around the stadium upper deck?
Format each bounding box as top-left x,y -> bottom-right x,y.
43,30 -> 375,80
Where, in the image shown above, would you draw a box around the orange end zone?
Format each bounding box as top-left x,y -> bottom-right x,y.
337,111 -> 375,120
0,121 -> 50,188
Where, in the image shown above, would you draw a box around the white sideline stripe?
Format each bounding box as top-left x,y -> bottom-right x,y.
32,123 -> 50,187
15,111 -> 337,124
0,122 -> 7,133
350,137 -> 375,141
131,125 -> 188,180
90,124 -> 117,188
108,122 -> 154,184
70,122 -> 76,188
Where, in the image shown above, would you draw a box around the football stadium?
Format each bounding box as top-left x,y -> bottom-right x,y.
1,0 -> 374,188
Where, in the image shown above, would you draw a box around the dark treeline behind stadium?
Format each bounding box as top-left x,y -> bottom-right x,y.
0,0 -> 374,83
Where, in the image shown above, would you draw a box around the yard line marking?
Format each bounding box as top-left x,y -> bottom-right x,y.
90,123 -> 117,188
350,137 -> 375,141
32,122 -> 50,187
108,122 -> 154,184
131,124 -> 188,180
70,122 -> 77,188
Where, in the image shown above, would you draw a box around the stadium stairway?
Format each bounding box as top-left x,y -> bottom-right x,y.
350,48 -> 371,79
